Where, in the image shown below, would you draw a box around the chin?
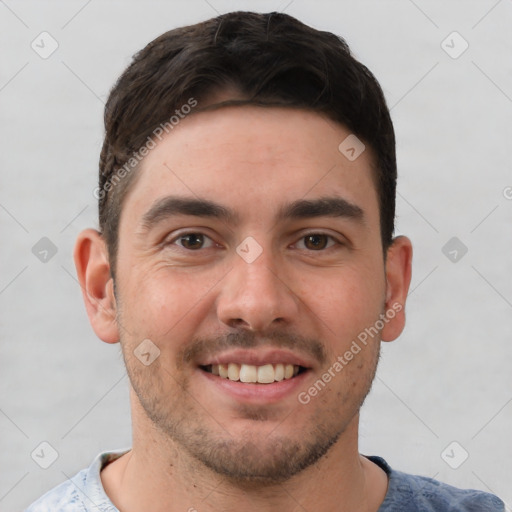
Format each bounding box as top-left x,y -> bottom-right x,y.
195,433 -> 340,484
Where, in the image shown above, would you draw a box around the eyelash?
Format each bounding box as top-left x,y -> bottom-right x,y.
166,231 -> 343,252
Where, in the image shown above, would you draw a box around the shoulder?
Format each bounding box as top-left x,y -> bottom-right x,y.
24,469 -> 88,512
366,456 -> 506,512
385,469 -> 506,511
24,449 -> 128,512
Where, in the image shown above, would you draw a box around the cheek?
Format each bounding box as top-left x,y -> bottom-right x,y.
293,263 -> 385,341
120,264 -> 222,341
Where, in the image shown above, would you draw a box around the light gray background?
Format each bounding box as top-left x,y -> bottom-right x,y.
1,1 -> 511,510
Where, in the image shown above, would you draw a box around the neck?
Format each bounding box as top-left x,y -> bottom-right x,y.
101,397 -> 388,512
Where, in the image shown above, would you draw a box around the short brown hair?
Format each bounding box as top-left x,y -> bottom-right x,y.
98,11 -> 396,277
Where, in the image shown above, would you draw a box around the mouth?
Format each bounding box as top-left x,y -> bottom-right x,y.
196,349 -> 314,403
196,347 -> 318,406
200,363 -> 306,384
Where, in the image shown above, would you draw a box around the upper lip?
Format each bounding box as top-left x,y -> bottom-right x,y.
197,349 -> 315,369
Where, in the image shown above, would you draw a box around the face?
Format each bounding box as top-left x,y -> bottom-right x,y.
111,106 -> 393,482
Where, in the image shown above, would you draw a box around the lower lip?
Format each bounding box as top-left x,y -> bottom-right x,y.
198,368 -> 310,404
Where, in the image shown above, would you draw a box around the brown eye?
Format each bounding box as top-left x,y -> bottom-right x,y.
295,233 -> 340,251
177,233 -> 207,250
303,234 -> 330,250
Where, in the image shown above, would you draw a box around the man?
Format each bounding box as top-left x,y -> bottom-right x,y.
26,10 -> 505,512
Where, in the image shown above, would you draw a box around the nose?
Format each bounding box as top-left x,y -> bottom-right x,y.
216,248 -> 300,332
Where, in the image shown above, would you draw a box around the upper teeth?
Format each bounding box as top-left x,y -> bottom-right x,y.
210,363 -> 300,383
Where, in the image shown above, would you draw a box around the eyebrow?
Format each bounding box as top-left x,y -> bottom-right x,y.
139,195 -> 364,232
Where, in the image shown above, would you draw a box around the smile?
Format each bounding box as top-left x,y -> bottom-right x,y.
202,363 -> 303,384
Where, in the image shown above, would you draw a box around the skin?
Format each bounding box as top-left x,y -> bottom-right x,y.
74,105 -> 412,512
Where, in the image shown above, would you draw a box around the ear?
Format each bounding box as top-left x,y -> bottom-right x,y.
73,228 -> 120,344
381,235 -> 413,342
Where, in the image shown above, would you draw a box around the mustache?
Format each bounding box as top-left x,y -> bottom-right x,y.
180,330 -> 327,367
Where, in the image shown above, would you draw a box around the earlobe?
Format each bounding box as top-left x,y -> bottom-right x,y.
73,229 -> 120,344
381,236 -> 413,342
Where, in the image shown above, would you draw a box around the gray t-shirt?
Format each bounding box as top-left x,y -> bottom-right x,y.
25,448 -> 505,511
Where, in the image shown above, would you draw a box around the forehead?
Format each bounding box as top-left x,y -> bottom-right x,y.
121,105 -> 379,228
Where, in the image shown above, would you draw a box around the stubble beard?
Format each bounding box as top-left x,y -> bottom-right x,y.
123,340 -> 381,485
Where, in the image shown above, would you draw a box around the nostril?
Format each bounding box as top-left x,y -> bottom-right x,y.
228,319 -> 261,332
